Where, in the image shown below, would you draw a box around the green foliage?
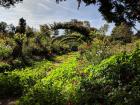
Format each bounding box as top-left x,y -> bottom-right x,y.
19,53 -> 80,105
0,60 -> 53,98
98,23 -> 109,36
18,49 -> 140,105
0,42 -> 12,60
79,38 -> 112,65
0,62 -> 11,72
111,22 -> 133,43
40,24 -> 51,37
82,49 -> 140,105
12,33 -> 26,58
51,22 -> 92,37
26,26 -> 34,38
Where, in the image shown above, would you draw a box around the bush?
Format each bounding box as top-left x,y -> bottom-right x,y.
0,60 -> 53,99
81,49 -> 140,105
0,43 -> 12,60
0,62 -> 11,72
79,38 -> 112,65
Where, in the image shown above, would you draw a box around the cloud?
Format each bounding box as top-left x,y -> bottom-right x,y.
44,0 -> 77,13
38,3 -> 51,11
0,0 -> 109,31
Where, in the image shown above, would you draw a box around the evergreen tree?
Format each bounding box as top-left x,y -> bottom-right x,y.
16,17 -> 26,34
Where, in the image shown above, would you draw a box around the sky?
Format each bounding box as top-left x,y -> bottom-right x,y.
0,0 -> 138,34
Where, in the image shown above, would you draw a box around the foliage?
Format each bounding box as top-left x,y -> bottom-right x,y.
81,49 -> 140,105
51,22 -> 93,37
0,0 -> 23,7
0,59 -> 53,98
111,22 -> 133,43
26,26 -> 34,38
98,23 -> 109,36
0,62 -> 11,72
40,24 -> 51,37
0,21 -> 7,33
0,42 -> 12,60
16,18 -> 26,34
19,53 -> 80,105
12,33 -> 25,59
17,49 -> 140,105
79,38 -> 112,65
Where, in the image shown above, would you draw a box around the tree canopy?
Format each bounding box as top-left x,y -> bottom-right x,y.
50,22 -> 96,37
56,0 -> 140,26
0,0 -> 23,7
111,22 -> 133,43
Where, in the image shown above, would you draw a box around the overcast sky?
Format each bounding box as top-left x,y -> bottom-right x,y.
0,0 -> 139,34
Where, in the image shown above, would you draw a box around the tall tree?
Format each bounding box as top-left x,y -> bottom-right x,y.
56,0 -> 140,26
16,17 -> 26,34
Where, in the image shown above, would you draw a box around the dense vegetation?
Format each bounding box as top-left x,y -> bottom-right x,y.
0,1 -> 140,104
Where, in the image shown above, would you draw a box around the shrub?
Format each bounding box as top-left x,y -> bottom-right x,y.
0,60 -> 53,99
79,38 -> 112,65
81,49 -> 140,105
0,43 -> 12,60
0,62 -> 11,72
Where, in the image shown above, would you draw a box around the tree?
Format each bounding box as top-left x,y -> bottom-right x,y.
83,21 -> 90,28
0,0 -> 23,8
40,24 -> 51,37
56,0 -> 140,26
99,23 -> 109,36
111,22 -> 133,43
26,26 -> 34,37
6,24 -> 16,36
0,21 -> 7,33
16,17 -> 26,34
